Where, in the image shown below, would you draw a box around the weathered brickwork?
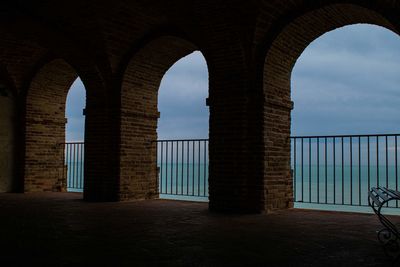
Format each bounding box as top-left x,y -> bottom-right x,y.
0,0 -> 398,212
24,60 -> 77,192
120,36 -> 196,200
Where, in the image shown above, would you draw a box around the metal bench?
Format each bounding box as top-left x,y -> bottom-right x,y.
368,187 -> 400,261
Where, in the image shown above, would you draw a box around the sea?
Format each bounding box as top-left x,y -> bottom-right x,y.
65,161 -> 400,215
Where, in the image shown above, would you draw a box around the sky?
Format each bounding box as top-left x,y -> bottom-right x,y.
291,24 -> 400,136
66,24 -> 400,141
65,78 -> 85,141
156,52 -> 209,139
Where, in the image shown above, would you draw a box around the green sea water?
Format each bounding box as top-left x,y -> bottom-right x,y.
65,161 -> 400,214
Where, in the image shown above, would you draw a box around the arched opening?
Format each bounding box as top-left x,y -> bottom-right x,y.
120,36 -> 209,201
262,4 -> 399,212
24,59 -> 80,193
65,78 -> 86,192
158,51 -> 209,140
291,24 -> 400,135
0,73 -> 16,192
157,51 -> 209,201
289,24 -> 400,212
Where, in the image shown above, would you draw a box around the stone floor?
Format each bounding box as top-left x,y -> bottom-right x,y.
0,193 -> 399,266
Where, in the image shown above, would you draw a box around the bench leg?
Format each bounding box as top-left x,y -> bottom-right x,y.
377,228 -> 400,261
377,228 -> 395,244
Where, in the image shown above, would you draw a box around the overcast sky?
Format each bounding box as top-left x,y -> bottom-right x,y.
66,24 -> 400,141
292,24 -> 400,136
65,78 -> 85,141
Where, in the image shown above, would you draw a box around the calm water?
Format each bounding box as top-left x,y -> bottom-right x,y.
66,161 -> 84,192
158,163 -> 208,197
292,164 -> 400,205
66,161 -> 400,214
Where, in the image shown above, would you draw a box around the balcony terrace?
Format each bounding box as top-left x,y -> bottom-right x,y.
1,192 -> 398,266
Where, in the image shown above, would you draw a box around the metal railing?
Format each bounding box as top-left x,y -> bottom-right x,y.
63,142 -> 84,192
156,139 -> 208,198
291,134 -> 400,207
64,134 -> 400,208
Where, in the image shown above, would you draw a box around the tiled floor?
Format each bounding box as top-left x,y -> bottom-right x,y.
0,192 -> 398,266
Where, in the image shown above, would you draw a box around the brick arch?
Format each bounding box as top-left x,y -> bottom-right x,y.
119,35 -> 203,200
20,51 -> 118,200
24,59 -> 78,192
260,3 -> 399,212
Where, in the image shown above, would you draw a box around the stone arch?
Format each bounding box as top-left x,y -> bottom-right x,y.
259,3 -> 399,212
0,66 -> 17,192
24,59 -> 78,192
119,35 -> 207,200
22,53 -> 115,200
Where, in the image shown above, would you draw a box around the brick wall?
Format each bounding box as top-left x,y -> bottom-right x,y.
120,36 -> 196,200
0,0 -> 398,213
24,59 -> 77,192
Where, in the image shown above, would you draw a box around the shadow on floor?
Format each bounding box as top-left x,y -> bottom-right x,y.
0,192 -> 398,266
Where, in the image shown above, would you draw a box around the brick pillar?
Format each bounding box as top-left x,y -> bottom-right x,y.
208,76 -> 293,213
261,39 -> 295,212
118,109 -> 159,201
83,82 -> 120,202
208,61 -> 266,213
0,79 -> 16,193
264,99 -> 294,212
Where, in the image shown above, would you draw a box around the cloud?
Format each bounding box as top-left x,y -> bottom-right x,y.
66,78 -> 86,142
158,51 -> 209,139
66,79 -> 86,117
292,24 -> 400,136
159,51 -> 209,101
157,116 -> 209,140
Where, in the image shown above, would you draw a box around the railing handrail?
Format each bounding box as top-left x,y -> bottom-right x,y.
156,138 -> 209,142
64,133 -> 400,145
63,141 -> 85,145
291,133 -> 400,139
154,138 -> 209,142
